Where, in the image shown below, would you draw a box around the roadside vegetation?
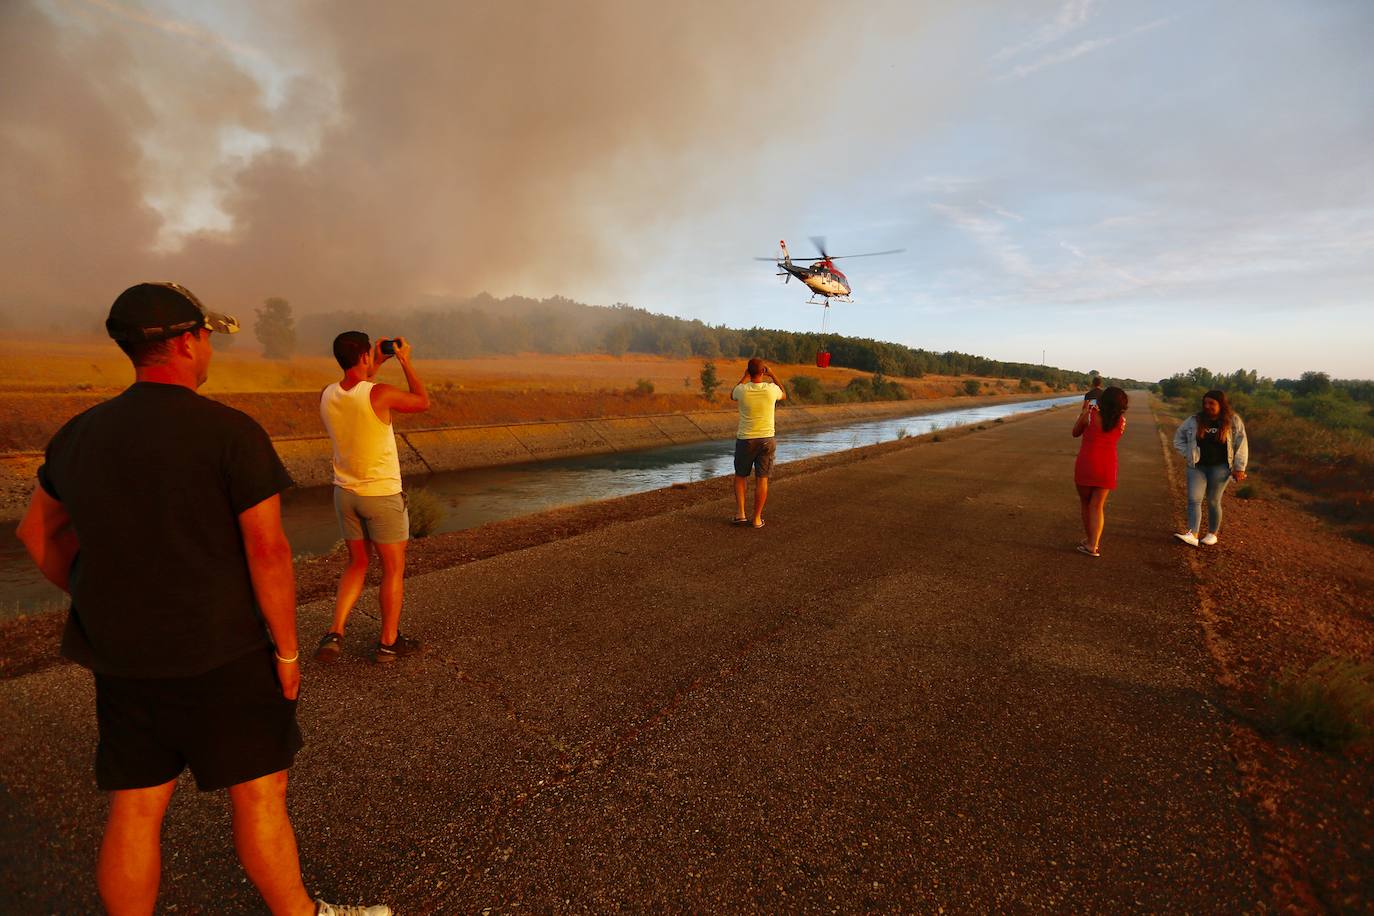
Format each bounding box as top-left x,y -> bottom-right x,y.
1157,367 -> 1374,544
1270,657 -> 1374,751
788,372 -> 908,405
406,489 -> 445,538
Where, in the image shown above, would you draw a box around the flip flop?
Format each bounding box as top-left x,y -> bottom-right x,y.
753,519 -> 765,529
1075,544 -> 1100,557
731,517 -> 748,525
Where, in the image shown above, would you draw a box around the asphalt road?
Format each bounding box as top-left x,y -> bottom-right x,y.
0,398 -> 1259,912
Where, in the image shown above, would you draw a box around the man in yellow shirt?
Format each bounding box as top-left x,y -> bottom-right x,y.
730,357 -> 787,528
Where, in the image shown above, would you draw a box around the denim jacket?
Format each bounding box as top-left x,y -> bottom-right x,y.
1173,414 -> 1248,472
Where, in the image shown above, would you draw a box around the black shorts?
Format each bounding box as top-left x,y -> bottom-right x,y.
94,647 -> 302,792
734,437 -> 777,478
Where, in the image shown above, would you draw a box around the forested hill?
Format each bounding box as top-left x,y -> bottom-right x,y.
296,293 -> 1134,389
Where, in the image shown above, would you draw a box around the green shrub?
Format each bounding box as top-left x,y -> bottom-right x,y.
790,374 -> 823,403
1235,479 -> 1265,499
634,378 -> 654,396
877,376 -> 907,400
698,361 -> 719,400
962,379 -> 981,396
1290,392 -> 1372,431
1271,657 -> 1374,751
407,488 -> 445,539
844,378 -> 870,400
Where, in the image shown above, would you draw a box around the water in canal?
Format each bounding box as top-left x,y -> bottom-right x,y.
1,395 -> 1077,618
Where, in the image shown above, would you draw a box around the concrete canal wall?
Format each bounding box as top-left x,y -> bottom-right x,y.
0,395 -> 1043,519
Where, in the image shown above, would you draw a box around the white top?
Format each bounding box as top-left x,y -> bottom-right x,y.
731,382 -> 784,439
320,381 -> 402,496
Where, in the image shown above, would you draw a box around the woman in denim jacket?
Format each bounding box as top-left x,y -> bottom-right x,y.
1173,389 -> 1248,546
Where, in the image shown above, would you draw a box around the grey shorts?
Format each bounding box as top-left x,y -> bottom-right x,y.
334,488 -> 409,543
734,437 -> 776,478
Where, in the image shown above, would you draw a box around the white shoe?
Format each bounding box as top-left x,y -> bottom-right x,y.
1200,533 -> 1218,546
1174,531 -> 1200,547
317,901 -> 391,916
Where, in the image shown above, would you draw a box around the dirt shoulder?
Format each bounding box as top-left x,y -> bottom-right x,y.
1151,401 -> 1374,910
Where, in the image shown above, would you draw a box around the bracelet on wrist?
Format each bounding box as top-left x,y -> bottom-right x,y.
274,650 -> 299,664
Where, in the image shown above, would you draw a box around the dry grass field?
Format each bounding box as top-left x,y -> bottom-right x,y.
0,335 -> 1045,451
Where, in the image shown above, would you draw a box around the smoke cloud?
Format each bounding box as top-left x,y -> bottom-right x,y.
2,0 -> 908,326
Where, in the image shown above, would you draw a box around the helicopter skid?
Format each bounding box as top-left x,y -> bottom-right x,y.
808,295 -> 852,306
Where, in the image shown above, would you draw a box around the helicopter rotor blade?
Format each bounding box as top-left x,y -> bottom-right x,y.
808,235 -> 830,260
825,248 -> 906,260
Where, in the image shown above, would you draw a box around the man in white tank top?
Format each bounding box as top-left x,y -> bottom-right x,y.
315,332 -> 430,664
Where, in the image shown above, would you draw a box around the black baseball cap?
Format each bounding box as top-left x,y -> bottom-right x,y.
106,282 -> 240,343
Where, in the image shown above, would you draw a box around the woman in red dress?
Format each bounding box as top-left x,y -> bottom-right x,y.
1072,386 -> 1129,557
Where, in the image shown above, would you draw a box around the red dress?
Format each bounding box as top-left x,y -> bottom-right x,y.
1074,415 -> 1125,489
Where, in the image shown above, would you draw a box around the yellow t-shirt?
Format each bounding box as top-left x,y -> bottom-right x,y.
732,382 -> 784,439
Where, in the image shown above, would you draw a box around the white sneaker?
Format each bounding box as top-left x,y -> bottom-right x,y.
1200,533 -> 1218,546
1174,531 -> 1200,547
317,901 -> 391,916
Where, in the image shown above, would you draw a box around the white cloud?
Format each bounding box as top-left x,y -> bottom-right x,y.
66,0 -> 267,61
904,175 -> 981,196
980,200 -> 1025,222
996,16 -> 1175,81
931,202 -> 1035,278
992,0 -> 1098,62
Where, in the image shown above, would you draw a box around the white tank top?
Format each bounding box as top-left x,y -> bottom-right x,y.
320,381 -> 402,496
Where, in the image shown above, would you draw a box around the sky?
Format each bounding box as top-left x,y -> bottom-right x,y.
1,0 -> 1370,381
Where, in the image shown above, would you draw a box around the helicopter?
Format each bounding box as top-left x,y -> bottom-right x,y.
756,236 -> 904,306
756,236 -> 904,366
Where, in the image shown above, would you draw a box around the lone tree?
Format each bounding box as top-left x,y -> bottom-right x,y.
699,360 -> 720,400
255,297 -> 296,360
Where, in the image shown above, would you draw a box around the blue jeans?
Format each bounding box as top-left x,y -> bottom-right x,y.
1186,464 -> 1231,534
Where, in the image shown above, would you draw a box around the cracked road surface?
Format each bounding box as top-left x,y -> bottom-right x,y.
0,399 -> 1258,911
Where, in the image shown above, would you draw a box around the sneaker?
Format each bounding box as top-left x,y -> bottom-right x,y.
316,900 -> 391,916
375,632 -> 422,663
1200,533 -> 1218,546
1174,531 -> 1200,547
314,632 -> 344,663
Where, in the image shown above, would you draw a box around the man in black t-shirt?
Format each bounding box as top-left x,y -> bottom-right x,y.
17,283 -> 389,916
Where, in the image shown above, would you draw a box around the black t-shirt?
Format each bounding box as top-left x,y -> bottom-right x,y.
1197,417 -> 1228,466
38,382 -> 293,678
